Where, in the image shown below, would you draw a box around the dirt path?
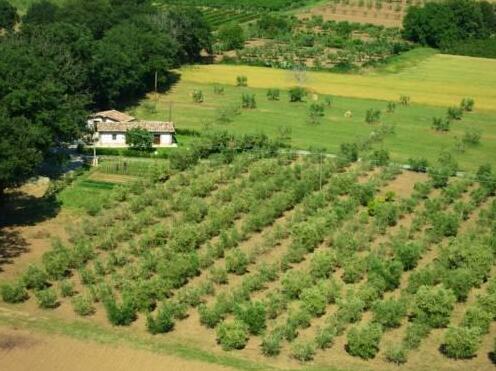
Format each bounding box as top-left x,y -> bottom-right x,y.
0,325 -> 232,371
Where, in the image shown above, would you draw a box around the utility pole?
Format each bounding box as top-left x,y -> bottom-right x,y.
319,152 -> 323,192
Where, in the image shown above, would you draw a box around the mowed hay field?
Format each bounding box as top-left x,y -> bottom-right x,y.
133,53 -> 496,171
178,54 -> 496,110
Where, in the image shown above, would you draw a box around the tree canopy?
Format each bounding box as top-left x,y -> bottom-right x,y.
0,0 -> 211,194
403,0 -> 496,49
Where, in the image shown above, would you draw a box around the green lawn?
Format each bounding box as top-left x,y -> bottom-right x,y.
131,80 -> 496,172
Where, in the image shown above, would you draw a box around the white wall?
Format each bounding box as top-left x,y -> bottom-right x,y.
160,134 -> 173,145
99,133 -> 126,145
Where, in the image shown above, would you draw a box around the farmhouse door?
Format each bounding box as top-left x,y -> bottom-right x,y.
153,134 -> 161,145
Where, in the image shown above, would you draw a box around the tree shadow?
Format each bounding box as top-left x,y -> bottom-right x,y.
489,351 -> 496,365
0,229 -> 29,271
0,192 -> 60,228
115,71 -> 182,111
0,192 -> 61,271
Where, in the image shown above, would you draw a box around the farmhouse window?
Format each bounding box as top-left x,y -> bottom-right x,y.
112,134 -> 117,140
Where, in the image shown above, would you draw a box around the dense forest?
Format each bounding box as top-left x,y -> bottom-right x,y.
403,0 -> 496,55
0,0 -> 211,195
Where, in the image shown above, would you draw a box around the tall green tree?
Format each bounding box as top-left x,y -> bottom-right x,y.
0,0 -> 18,30
23,0 -> 60,25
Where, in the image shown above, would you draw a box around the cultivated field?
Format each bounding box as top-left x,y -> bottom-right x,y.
1,146 -> 496,370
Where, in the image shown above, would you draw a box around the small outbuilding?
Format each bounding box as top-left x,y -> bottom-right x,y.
96,121 -> 176,148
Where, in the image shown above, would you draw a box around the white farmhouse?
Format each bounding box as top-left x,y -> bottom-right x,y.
96,121 -> 176,147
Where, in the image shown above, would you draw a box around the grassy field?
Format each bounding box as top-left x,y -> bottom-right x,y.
177,53 -> 496,111
132,58 -> 496,171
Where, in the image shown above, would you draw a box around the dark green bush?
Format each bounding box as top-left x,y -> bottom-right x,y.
1,281 -> 28,303
235,301 -> 266,335
22,265 -> 49,290
372,298 -> 407,329
216,320 -> 249,350
394,241 -> 423,270
346,323 -> 383,359
147,305 -> 174,334
104,297 -> 137,326
42,241 -> 72,279
309,250 -> 337,280
442,326 -> 481,359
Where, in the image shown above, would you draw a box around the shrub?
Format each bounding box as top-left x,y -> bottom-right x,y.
461,306 -> 492,334
198,304 -> 224,328
442,326 -> 481,359
42,241 -> 72,279
462,128 -> 482,145
432,117 -> 451,132
35,287 -> 59,309
399,95 -> 410,106
315,325 -> 336,349
346,323 -> 383,359
412,285 -> 456,328
372,298 -> 407,329
236,75 -> 248,87
267,88 -> 280,101
192,89 -> 204,103
408,158 -> 429,172
308,103 -> 325,124
281,270 -> 312,299
394,241 -> 423,270
72,294 -> 95,316
22,265 -> 49,290
386,101 -> 396,113
442,268 -> 476,302
370,149 -> 390,166
216,320 -> 249,350
289,86 -> 307,102
460,98 -> 474,112
104,297 -> 137,326
261,332 -> 282,356
264,291 -> 288,319
235,301 -> 266,335
291,340 -> 316,362
225,249 -> 249,275
213,84 -> 224,95
336,296 -> 365,323
241,93 -> 256,109
300,286 -> 327,317
209,267 -> 228,285
60,279 -> 75,297
447,106 -> 463,120
0,281 -> 28,303
310,250 -> 337,280
365,109 -> 381,124
147,305 -> 174,334
384,344 -> 407,364
403,322 -> 431,350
